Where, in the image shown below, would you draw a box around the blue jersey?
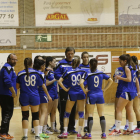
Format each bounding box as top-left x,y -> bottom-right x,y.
114,67 -> 125,93
122,65 -> 137,93
46,70 -> 57,95
16,68 -> 45,97
0,63 -> 17,96
83,69 -> 110,95
79,63 -> 90,86
54,59 -> 72,88
62,68 -> 86,93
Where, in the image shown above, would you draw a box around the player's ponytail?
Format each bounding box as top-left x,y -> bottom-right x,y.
24,58 -> 32,79
90,58 -> 97,72
72,57 -> 80,69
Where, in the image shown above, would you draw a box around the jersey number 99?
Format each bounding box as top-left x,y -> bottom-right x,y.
24,75 -> 36,86
71,74 -> 81,86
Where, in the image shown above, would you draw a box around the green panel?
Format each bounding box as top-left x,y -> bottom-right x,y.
35,35 -> 52,42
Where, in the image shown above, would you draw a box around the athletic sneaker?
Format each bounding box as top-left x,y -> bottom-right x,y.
82,133 -> 88,139
0,134 -> 12,139
7,134 -> 14,139
44,130 -> 53,135
69,130 -> 78,135
77,134 -> 82,139
108,129 -> 121,136
57,132 -> 68,139
39,133 -> 49,138
84,126 -> 88,132
123,125 -> 129,131
109,124 -> 116,131
123,130 -> 134,135
51,128 -> 60,134
133,127 -> 140,134
35,136 -> 44,140
21,136 -> 28,140
101,133 -> 106,139
47,124 -> 51,130
31,128 -> 35,134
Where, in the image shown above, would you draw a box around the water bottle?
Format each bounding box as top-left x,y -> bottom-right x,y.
114,69 -> 119,83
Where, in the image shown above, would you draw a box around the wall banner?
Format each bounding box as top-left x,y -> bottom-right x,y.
35,0 -> 115,26
32,52 -> 111,75
0,29 -> 16,46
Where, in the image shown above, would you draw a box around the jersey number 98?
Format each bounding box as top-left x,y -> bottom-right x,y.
71,74 -> 81,86
24,75 -> 36,86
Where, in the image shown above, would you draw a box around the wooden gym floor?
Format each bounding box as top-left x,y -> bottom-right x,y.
4,104 -> 140,140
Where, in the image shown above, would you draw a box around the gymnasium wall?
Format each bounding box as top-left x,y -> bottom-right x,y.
0,0 -> 139,106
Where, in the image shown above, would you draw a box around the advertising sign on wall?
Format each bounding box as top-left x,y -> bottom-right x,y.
35,0 -> 115,26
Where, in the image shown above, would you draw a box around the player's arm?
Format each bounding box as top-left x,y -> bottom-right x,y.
80,79 -> 87,94
54,64 -> 63,80
46,79 -> 56,86
102,78 -> 113,92
58,77 -> 70,92
16,83 -> 20,89
115,67 -> 131,82
3,68 -> 16,98
42,84 -> 52,102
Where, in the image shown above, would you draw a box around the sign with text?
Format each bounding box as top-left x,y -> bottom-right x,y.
35,35 -> 52,42
0,29 -> 16,46
35,0 -> 115,26
32,52 -> 111,75
0,0 -> 19,26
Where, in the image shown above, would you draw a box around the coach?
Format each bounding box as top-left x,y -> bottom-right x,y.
54,47 -> 77,134
0,53 -> 17,139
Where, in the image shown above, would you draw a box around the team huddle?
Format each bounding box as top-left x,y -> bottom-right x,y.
0,47 -> 139,140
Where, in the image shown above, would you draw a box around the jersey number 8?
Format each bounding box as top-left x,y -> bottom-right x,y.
71,74 -> 81,86
24,75 -> 36,86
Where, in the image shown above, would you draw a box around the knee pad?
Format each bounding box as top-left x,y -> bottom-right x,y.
22,111 -> 29,121
78,111 -> 84,119
100,116 -> 105,121
64,112 -> 70,118
32,112 -> 39,121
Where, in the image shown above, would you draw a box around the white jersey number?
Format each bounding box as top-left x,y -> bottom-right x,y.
71,74 -> 81,86
94,76 -> 99,87
24,75 -> 36,86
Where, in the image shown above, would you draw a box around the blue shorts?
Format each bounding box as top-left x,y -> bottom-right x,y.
115,91 -> 122,98
87,94 -> 104,104
40,95 -> 48,104
50,93 -> 58,101
19,94 -> 40,106
68,91 -> 85,101
120,92 -> 136,101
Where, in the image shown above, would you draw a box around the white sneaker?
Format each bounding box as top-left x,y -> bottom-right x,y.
44,129 -> 54,135
51,128 -> 60,134
31,128 -> 35,134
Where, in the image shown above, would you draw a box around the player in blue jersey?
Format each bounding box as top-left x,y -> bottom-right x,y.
109,54 -> 139,136
131,56 -> 140,133
54,47 -> 77,134
57,58 -> 86,139
80,58 -> 113,139
78,51 -> 90,132
16,58 -> 52,140
45,56 -> 59,133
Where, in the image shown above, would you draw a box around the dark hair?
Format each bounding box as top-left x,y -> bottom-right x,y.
119,54 -> 136,70
131,55 -> 140,77
81,51 -> 89,58
42,56 -> 48,61
24,58 -> 32,79
7,53 -> 16,62
46,56 -> 55,67
90,58 -> 98,72
65,47 -> 75,54
33,59 -> 45,70
34,55 -> 42,62
72,57 -> 80,69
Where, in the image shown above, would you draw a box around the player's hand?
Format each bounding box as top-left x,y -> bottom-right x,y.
137,92 -> 140,97
12,93 -> 16,98
84,89 -> 90,95
48,96 -> 52,102
115,75 -> 121,80
66,87 -> 70,92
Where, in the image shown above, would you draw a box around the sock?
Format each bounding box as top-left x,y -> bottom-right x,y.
115,120 -> 117,126
88,117 -> 93,133
39,126 -> 43,134
64,127 -> 68,133
84,120 -> 88,127
126,119 -> 129,126
51,122 -> 55,130
137,121 -> 140,128
128,122 -> 133,131
75,120 -> 78,128
34,126 -> 39,136
23,129 -> 28,137
116,120 -> 121,131
100,116 -> 106,133
43,125 -> 47,131
78,126 -> 82,134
